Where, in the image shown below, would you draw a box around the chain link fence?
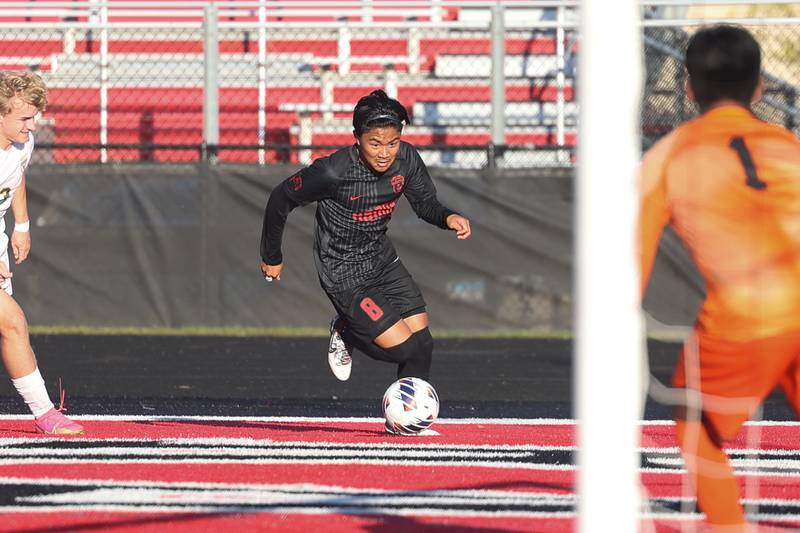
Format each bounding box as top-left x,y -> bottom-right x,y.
642,11 -> 800,150
1,1 -> 578,169
0,2 -> 796,333
0,2 -> 797,171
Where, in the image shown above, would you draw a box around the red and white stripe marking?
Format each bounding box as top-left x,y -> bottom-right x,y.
0,416 -> 798,532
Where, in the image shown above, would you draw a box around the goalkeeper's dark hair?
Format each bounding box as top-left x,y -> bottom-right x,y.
352,89 -> 410,136
685,25 -> 761,112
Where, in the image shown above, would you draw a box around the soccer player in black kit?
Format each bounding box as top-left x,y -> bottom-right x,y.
259,89 -> 471,401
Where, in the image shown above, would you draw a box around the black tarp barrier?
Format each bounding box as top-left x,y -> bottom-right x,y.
15,163 -> 703,330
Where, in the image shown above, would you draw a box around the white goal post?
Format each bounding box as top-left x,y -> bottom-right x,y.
575,0 -> 644,532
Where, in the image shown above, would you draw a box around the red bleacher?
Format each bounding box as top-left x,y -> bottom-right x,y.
0,0 -> 462,24
45,36 -> 559,73
4,2 -> 576,164
44,79 -> 574,163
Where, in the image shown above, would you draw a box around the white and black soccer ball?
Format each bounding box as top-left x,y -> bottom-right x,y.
382,377 -> 440,435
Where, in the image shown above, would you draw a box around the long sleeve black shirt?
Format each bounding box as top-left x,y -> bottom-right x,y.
260,141 -> 456,292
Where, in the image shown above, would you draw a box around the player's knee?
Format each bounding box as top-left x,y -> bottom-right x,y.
384,329 -> 433,371
385,334 -> 420,364
0,305 -> 27,338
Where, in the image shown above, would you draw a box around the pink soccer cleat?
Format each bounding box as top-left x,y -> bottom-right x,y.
35,408 -> 84,436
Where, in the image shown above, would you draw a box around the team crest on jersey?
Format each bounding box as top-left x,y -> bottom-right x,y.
0,188 -> 10,202
391,174 -> 405,193
290,173 -> 303,191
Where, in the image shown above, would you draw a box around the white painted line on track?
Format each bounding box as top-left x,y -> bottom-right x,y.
2,414 -> 798,426
0,415 -> 577,424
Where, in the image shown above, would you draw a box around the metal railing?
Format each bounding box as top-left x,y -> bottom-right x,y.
0,1 -> 796,168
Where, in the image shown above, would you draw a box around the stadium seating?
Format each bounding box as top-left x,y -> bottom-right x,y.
0,2 -> 578,166
412,101 -> 578,127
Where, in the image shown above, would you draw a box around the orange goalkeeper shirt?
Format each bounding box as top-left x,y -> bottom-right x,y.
640,104 -> 800,341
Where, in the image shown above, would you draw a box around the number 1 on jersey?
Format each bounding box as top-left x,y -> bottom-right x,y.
729,136 -> 767,190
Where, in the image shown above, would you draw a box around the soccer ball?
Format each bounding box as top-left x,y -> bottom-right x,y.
382,377 -> 440,435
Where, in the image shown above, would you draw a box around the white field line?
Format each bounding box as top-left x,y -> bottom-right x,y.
0,415 -> 573,424
0,504 -> 577,518
0,437 -> 576,450
0,458 -> 577,470
1,415 -> 798,426
1,414 -> 797,426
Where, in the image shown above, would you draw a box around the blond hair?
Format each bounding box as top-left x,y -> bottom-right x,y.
0,71 -> 47,116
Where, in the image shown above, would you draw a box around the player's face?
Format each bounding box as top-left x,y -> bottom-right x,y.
356,126 -> 401,173
0,97 -> 38,148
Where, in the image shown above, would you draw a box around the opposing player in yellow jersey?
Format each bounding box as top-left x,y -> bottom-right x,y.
640,26 -> 800,532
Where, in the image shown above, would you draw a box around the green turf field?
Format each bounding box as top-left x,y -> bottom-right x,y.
28,325 -> 573,339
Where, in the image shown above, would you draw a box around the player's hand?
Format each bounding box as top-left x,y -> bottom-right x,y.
261,261 -> 283,282
446,214 -> 471,240
11,230 -> 30,265
0,261 -> 12,289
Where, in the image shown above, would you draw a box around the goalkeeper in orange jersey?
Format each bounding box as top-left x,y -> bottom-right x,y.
639,25 -> 800,532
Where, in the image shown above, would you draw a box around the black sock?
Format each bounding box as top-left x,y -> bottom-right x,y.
394,328 -> 433,381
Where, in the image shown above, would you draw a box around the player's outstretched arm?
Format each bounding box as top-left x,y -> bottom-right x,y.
259,181 -> 299,280
402,145 -> 463,230
446,214 -> 471,240
259,158 -> 339,282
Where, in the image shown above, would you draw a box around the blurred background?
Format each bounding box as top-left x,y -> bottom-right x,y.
1,0 -> 797,332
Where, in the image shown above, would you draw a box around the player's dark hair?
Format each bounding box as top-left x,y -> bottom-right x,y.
685,25 -> 761,112
352,89 -> 409,136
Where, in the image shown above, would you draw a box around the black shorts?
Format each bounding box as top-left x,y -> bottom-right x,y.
325,259 -> 426,341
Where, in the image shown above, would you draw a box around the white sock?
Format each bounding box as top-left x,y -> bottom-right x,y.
11,368 -> 54,418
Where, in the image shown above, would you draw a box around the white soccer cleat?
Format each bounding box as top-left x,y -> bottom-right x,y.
328,317 -> 352,381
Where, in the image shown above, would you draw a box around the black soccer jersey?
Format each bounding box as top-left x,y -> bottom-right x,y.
260,141 -> 456,291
